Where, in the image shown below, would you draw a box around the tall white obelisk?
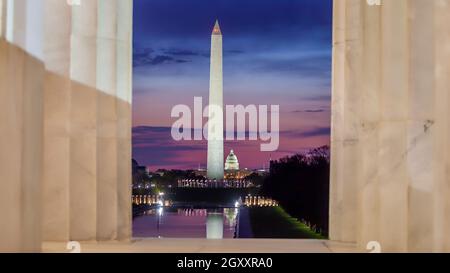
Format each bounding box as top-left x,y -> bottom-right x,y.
207,20 -> 224,180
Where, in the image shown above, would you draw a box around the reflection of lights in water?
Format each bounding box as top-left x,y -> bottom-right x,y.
223,208 -> 238,228
134,207 -> 240,239
207,213 -> 224,239
178,209 -> 208,217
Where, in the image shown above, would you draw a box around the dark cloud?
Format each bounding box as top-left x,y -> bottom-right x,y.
282,127 -> 330,138
133,126 -> 206,169
150,55 -> 175,65
133,47 -> 154,56
252,55 -> 331,77
305,109 -> 325,113
133,146 -> 202,169
133,126 -> 204,145
303,94 -> 332,102
292,109 -> 326,113
165,49 -> 200,56
133,126 -> 331,169
226,49 -> 245,55
133,49 -> 191,67
163,49 -> 207,57
134,47 -> 247,68
133,126 -> 260,143
133,126 -> 172,134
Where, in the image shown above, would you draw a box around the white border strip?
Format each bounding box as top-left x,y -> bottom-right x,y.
5,0 -> 13,42
0,0 -> 3,38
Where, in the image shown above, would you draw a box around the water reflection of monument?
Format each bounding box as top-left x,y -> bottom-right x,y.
134,208 -> 238,238
223,208 -> 238,228
207,212 -> 224,239
206,208 -> 239,239
175,208 -> 239,239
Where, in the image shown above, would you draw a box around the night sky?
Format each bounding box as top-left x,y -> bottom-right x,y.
133,0 -> 333,171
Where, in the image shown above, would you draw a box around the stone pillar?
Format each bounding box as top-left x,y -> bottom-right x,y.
42,0 -> 72,242
433,0 -> 450,252
331,0 -> 450,252
40,0 -> 133,243
1,0 -> 132,251
96,0 -> 119,241
69,0 -> 99,241
329,0 -> 363,244
407,0 -> 435,252
357,0 -> 381,249
115,0 -> 133,241
0,0 -> 44,252
0,0 -> 5,38
0,39 -> 44,253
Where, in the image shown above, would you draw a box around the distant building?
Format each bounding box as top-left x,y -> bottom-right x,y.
225,150 -> 239,171
224,149 -> 252,179
194,168 -> 207,178
225,168 -> 253,180
195,150 -> 255,180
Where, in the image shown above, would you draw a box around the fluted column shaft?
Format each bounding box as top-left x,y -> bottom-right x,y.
331,0 -> 450,252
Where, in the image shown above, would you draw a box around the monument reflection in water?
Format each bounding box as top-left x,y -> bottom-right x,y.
133,208 -> 239,239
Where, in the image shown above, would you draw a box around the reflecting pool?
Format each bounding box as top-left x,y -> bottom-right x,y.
133,207 -> 239,239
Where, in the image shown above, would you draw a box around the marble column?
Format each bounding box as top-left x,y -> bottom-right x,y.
433,0 -> 450,252
96,0 -> 133,241
42,0 -> 72,242
69,0 -> 99,242
40,0 -> 133,243
0,41 -> 45,253
331,0 -> 450,252
1,0 -> 132,251
0,0 -> 44,252
96,0 -> 119,241
115,0 -> 133,241
0,40 -> 45,253
330,0 -> 363,244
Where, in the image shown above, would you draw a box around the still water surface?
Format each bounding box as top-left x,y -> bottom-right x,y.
133,207 -> 239,238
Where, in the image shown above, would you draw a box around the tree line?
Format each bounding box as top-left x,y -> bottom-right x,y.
262,146 -> 330,236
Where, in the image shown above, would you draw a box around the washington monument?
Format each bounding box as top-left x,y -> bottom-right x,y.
207,20 -> 224,179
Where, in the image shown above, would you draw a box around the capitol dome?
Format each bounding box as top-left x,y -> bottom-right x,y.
225,150 -> 240,171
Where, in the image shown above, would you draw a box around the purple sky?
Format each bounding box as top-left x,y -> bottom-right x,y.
133,0 -> 332,171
